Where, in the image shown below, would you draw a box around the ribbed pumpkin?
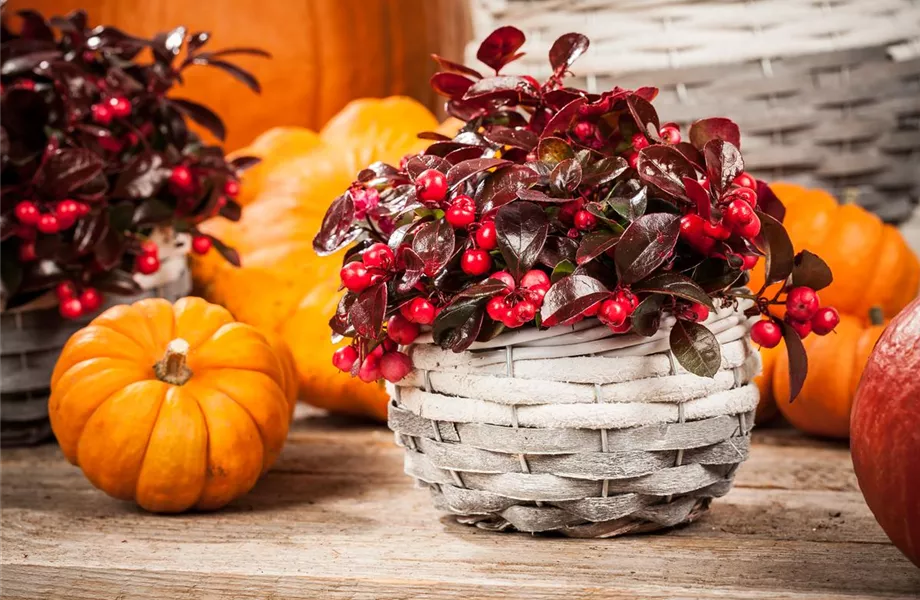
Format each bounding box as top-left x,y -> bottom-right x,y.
771,310 -> 888,438
49,297 -> 292,513
748,183 -> 920,321
6,0 -> 471,149
193,97 -> 461,420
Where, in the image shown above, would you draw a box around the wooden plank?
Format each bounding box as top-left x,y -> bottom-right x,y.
2,419 -> 918,600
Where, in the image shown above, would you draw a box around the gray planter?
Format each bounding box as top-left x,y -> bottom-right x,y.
0,267 -> 191,447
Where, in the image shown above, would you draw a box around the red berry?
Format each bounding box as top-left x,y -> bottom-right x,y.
736,214 -> 762,238
734,172 -> 756,190
787,317 -> 812,339
358,354 -> 381,382
558,201 -> 581,224
75,202 -> 90,217
169,165 -> 195,193
731,186 -> 758,207
446,206 -> 476,228
59,298 -> 84,320
55,281 -> 76,300
702,220 -> 731,241
627,151 -> 640,170
723,199 -> 755,229
751,320 -> 782,348
660,125 -> 681,144
741,254 -> 760,270
37,214 -> 59,234
191,235 -> 212,255
786,286 -> 820,321
56,200 -> 80,224
500,305 -> 522,328
16,79 -> 36,91
583,301 -> 601,317
91,103 -> 112,125
811,307 -> 840,336
452,194 -> 475,212
363,243 -> 395,270
631,133 -> 649,150
598,299 -> 628,327
686,303 -> 710,322
340,261 -> 371,293
490,270 -> 516,295
521,269 -> 550,289
15,201 -> 40,224
407,297 -> 436,325
680,214 -> 716,254
514,300 -> 537,324
136,254 -> 160,275
380,351 -> 413,383
573,121 -> 596,140
18,242 -> 37,261
107,96 -> 131,118
573,210 -> 597,231
224,180 -> 241,198
332,345 -> 359,372
461,249 -> 492,276
608,320 -> 632,334
79,288 -> 103,312
475,221 -> 497,250
415,169 -> 448,203
615,289 -> 639,314
487,296 -> 508,321
140,240 -> 159,256
387,313 -> 420,345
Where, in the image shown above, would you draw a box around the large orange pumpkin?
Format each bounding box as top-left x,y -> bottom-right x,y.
6,0 -> 471,149
748,184 -> 919,321
192,97 -> 461,420
49,297 -> 292,512
771,310 -> 888,438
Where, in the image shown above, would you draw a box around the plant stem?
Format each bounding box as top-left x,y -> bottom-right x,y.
154,338 -> 193,385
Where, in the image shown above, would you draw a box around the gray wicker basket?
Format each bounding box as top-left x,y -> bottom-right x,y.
388,302 -> 758,537
469,0 -> 920,223
0,267 -> 191,447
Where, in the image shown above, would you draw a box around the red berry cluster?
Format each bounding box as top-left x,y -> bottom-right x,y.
750,286 -> 840,348
485,270 -> 550,328
54,280 -> 103,320
13,199 -> 91,262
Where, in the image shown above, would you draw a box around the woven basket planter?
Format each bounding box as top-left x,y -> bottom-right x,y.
469,0 -> 920,223
387,302 -> 759,537
0,230 -> 191,447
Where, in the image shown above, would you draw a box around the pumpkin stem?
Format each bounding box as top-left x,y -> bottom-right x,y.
154,338 -> 193,385
869,306 -> 885,326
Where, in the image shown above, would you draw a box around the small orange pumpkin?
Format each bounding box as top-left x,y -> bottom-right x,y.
49,297 -> 291,513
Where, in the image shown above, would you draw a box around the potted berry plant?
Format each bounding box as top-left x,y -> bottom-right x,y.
313,27 -> 839,536
0,8 -> 264,445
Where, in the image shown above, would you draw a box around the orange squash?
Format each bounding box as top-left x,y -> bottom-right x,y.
192,97 -> 461,420
772,310 -> 888,438
49,297 -> 291,512
753,342 -> 781,424
748,184 -> 920,321
6,0 -> 471,149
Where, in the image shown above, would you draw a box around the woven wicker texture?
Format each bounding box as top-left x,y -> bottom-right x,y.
388,302 -> 758,536
469,0 -> 920,223
0,265 -> 191,447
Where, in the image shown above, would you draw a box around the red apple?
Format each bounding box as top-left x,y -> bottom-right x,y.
851,297 -> 920,567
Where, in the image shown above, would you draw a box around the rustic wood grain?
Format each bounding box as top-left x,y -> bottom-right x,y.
2,418 -> 918,600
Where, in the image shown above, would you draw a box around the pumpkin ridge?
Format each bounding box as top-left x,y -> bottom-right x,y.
130,383 -> 170,501
179,385 -> 212,511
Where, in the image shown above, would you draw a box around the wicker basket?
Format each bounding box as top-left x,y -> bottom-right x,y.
0,229 -> 192,447
387,301 -> 758,537
469,0 -> 920,223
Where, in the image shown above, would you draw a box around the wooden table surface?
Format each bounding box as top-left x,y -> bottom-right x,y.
2,416 -> 918,600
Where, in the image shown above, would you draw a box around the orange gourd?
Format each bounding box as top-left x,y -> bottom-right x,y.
49,297 -> 291,512
748,184 -> 920,321
753,342 -> 781,424
772,310 -> 888,438
192,97 -> 461,420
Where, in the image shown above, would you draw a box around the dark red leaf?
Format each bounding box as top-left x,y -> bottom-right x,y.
550,158 -> 582,194
444,146 -> 486,165
481,164 -> 540,211
112,152 -> 171,199
703,139 -> 744,196
689,117 -> 741,151
537,136 -> 574,166
495,201 -> 550,280
36,148 -> 105,198
447,157 -> 510,188
432,297 -> 486,353
756,180 -> 786,223
230,155 -> 261,171
396,248 -> 425,294
636,146 -> 696,200
16,10 -> 55,42
417,131 -> 452,142
431,54 -> 483,80
517,189 -> 573,203
549,33 -> 590,73
430,72 -> 475,99
635,272 -> 714,309
607,186 -> 648,221
210,235 -> 241,267
627,95 -> 661,141
312,193 -> 359,256
193,58 -> 261,93
682,177 -> 711,220
754,212 -> 794,285
463,75 -> 538,100
0,50 -> 61,76
614,213 -> 681,284
406,155 -> 450,179
93,269 -> 142,297
539,236 -> 578,267
672,142 -> 705,169
169,98 -> 226,141
791,250 -> 833,291
541,97 -> 587,138
582,156 -> 628,186
779,319 -> 808,401
540,274 -> 610,323
350,283 -> 387,339
670,319 -> 721,378
413,220 -> 456,276
483,127 -> 538,151
476,26 -> 526,73
631,294 -> 665,336
576,230 -> 620,265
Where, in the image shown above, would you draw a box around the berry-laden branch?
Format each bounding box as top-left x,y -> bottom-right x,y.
312,27 -> 836,401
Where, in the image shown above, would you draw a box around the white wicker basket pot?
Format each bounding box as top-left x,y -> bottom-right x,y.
0,230 -> 192,447
387,302 -> 759,537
